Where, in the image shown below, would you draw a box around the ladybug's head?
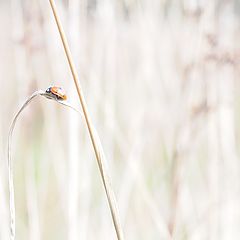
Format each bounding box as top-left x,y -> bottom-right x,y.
46,87 -> 52,94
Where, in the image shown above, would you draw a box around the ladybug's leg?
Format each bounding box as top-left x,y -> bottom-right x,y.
56,95 -> 61,100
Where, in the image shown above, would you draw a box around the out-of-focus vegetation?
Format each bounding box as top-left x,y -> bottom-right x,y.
1,0 -> 240,239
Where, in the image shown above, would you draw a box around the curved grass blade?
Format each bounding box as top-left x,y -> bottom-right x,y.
8,90 -> 81,240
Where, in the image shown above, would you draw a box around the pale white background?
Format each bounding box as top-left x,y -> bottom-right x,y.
1,0 -> 240,239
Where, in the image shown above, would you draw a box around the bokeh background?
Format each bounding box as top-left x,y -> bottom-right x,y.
1,0 -> 240,239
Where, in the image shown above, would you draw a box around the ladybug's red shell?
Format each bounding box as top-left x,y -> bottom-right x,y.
46,86 -> 67,100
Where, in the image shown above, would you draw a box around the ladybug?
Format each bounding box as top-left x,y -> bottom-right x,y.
46,86 -> 67,100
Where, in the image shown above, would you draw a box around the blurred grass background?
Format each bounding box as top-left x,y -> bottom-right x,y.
1,0 -> 240,239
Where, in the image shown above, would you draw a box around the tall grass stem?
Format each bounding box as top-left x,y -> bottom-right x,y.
48,0 -> 124,239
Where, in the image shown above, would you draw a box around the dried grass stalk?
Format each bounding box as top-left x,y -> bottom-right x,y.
48,0 -> 124,239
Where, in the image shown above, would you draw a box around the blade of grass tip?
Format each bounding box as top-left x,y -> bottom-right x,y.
7,90 -> 82,240
48,1 -> 124,239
